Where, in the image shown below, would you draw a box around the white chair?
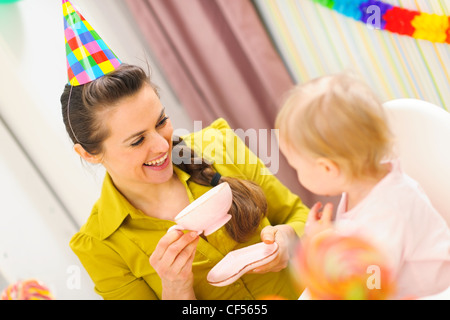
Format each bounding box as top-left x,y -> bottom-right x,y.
421,285 -> 450,300
384,99 -> 450,301
383,99 -> 450,228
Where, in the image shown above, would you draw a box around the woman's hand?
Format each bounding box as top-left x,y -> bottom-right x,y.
250,224 -> 298,274
150,230 -> 199,300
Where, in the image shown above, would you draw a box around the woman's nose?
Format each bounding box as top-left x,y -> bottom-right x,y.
150,132 -> 170,153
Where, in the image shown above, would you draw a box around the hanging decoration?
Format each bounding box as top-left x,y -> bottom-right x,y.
311,0 -> 450,44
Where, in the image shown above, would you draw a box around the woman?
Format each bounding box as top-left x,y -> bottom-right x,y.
61,64 -> 309,300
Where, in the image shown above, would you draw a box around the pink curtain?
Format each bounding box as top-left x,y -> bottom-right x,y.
125,0 -> 338,207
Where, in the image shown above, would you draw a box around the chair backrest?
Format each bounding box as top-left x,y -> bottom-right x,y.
383,99 -> 450,227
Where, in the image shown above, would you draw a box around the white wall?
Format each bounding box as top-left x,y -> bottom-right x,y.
0,0 -> 192,299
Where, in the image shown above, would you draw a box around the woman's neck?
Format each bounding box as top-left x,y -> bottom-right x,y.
114,173 -> 189,220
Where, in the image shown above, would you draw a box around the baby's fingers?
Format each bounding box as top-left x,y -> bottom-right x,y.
320,203 -> 334,224
307,202 -> 322,225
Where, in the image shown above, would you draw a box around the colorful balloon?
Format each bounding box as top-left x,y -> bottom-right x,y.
293,230 -> 396,300
1,279 -> 54,300
0,0 -> 21,3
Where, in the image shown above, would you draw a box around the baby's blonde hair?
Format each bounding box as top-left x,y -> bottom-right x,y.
276,73 -> 393,181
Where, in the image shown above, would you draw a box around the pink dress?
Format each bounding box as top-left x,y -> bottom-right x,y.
336,161 -> 450,299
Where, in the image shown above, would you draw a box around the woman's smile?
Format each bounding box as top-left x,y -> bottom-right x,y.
143,152 -> 170,171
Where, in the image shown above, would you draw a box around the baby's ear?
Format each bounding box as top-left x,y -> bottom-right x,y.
73,144 -> 102,164
316,157 -> 340,178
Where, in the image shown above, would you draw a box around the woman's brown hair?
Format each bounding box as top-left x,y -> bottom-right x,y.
60,64 -> 266,243
173,141 -> 267,243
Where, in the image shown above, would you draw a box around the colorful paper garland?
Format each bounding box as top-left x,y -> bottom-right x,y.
311,0 -> 450,44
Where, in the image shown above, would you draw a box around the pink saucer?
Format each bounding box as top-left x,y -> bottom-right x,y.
168,182 -> 233,236
207,242 -> 279,287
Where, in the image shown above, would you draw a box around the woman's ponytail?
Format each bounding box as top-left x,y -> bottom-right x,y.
173,141 -> 267,243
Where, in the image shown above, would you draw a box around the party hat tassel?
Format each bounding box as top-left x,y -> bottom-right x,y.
63,0 -> 122,86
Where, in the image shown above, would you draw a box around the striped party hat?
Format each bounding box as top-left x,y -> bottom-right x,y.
63,0 -> 122,86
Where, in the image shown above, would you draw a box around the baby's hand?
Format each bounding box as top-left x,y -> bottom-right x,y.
304,202 -> 333,237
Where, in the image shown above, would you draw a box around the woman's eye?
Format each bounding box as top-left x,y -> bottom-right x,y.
130,115 -> 168,147
131,137 -> 145,147
156,116 -> 169,128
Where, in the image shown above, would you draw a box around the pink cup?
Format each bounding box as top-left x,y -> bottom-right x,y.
167,182 -> 233,236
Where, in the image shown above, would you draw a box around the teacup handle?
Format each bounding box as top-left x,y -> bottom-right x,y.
167,225 -> 203,235
167,224 -> 184,233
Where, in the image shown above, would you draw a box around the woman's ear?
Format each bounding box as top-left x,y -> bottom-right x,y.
73,144 -> 102,164
316,157 -> 340,178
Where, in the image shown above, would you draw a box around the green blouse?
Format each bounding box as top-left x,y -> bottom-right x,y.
70,118 -> 309,300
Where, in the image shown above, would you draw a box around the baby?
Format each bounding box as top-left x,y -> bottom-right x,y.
276,73 -> 450,299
